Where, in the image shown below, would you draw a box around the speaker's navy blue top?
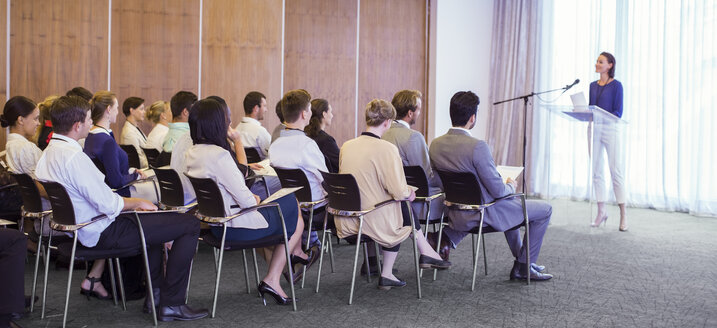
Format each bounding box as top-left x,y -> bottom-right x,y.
589,79 -> 623,118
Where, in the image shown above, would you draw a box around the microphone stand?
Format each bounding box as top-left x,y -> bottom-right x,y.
493,84 -> 574,193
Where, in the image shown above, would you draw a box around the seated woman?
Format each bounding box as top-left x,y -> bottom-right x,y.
119,96 -> 149,169
184,98 -> 308,305
336,99 -> 451,290
1,96 -> 110,300
304,98 -> 339,173
84,91 -> 157,202
35,95 -> 59,150
145,100 -> 170,152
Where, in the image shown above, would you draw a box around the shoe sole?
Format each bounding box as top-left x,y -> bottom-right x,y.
158,313 -> 209,322
419,263 -> 450,270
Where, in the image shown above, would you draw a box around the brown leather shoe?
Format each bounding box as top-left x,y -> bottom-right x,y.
427,232 -> 451,261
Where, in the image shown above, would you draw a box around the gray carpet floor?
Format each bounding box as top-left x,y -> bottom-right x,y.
14,199 -> 717,327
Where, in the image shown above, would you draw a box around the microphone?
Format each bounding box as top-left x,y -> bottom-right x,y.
565,79 -> 580,90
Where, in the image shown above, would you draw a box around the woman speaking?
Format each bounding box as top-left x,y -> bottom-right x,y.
589,51 -> 627,231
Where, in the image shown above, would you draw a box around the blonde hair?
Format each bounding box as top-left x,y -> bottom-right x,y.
89,91 -> 116,124
145,100 -> 169,123
38,95 -> 60,122
365,99 -> 396,127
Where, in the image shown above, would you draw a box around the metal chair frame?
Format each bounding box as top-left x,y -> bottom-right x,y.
435,170 -> 531,290
320,171 -> 422,305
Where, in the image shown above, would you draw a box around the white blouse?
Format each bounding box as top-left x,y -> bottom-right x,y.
5,133 -> 43,178
184,143 -> 268,229
145,123 -> 169,152
120,121 -> 149,169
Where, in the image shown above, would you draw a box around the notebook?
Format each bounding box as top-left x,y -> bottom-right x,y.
570,92 -> 589,111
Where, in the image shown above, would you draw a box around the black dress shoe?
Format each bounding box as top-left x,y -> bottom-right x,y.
509,261 -> 553,281
158,304 -> 209,322
531,263 -> 546,273
258,281 -> 294,305
427,232 -> 451,261
418,255 -> 451,270
377,276 -> 406,290
143,288 -> 160,314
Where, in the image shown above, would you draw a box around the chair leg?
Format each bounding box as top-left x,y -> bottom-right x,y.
406,201 -> 421,299
521,195 -> 530,286
211,225 -> 228,318
363,243 -> 371,283
41,233 -> 52,319
373,242 -> 382,276
185,244 -> 198,304
242,250 -> 251,294
134,213 -> 157,326
349,218 -> 364,305
274,204 -> 297,311
302,207 -> 314,289
482,235 -> 488,276
433,214 -> 446,281
327,232 -> 335,273
315,228 -> 328,293
213,248 -> 219,272
30,216 -> 43,313
114,258 -> 127,310
61,235 -> 79,328
252,249 -> 260,287
471,212 -> 485,292
108,259 -> 118,306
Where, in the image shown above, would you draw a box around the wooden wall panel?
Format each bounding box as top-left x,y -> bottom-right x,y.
358,0 -> 427,135
201,0 -> 283,130
110,0 -> 200,135
10,0 -> 108,103
0,2 -> 7,151
284,0 -> 357,146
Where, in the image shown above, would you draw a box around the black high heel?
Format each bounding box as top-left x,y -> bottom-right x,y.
257,281 -> 293,306
79,276 -> 111,300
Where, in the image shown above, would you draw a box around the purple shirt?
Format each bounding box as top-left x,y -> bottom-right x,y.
589,80 -> 623,118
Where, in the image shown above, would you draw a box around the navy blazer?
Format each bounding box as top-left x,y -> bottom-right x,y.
84,129 -> 138,197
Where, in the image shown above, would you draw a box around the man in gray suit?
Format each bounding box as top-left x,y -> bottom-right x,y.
382,90 -> 444,225
429,91 -> 553,281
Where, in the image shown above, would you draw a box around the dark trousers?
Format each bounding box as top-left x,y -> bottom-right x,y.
94,212 -> 199,307
0,229 -> 27,315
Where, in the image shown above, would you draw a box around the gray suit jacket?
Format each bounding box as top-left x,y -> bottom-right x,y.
429,128 -> 522,232
382,121 -> 442,194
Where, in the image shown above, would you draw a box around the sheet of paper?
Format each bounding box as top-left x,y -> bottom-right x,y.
496,165 -> 524,184
261,187 -> 303,205
252,159 -> 277,176
0,219 -> 17,226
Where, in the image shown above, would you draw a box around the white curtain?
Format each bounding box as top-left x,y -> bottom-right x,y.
530,0 -> 717,216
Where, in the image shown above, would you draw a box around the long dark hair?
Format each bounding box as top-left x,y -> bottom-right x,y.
1,96 -> 36,128
600,51 -> 616,78
188,99 -> 231,152
305,98 -> 330,138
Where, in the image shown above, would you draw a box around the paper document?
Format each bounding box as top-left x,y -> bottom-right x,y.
252,159 -> 277,176
261,187 -> 303,205
496,166 -> 524,184
0,219 -> 17,226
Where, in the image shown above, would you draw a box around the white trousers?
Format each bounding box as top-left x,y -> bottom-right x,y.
590,123 -> 626,203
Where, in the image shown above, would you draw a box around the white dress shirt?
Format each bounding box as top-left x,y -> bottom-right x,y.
184,144 -> 268,229
269,129 -> 328,202
5,133 -> 43,179
236,117 -> 271,159
120,121 -> 149,169
35,133 -> 124,247
145,124 -> 169,152
169,132 -> 196,204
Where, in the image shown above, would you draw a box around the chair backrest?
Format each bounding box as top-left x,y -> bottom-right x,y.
185,174 -> 227,218
273,166 -> 312,202
156,151 -> 172,167
91,157 -> 107,174
320,171 -> 362,211
119,144 -> 141,169
10,173 -> 44,213
153,168 -> 187,207
244,147 -> 262,164
435,170 -> 484,205
141,147 -> 160,168
403,166 -> 429,198
39,181 -> 78,226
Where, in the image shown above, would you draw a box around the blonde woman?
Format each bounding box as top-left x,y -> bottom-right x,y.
35,95 -> 59,150
144,101 -> 171,151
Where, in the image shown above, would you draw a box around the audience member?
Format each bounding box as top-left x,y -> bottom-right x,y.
428,91 -> 553,281
162,91 -> 197,152
119,96 -> 149,168
236,91 -> 271,159
35,95 -> 59,150
0,229 -> 28,328
65,86 -> 93,102
145,101 -> 171,152
270,100 -> 285,143
304,98 -> 339,173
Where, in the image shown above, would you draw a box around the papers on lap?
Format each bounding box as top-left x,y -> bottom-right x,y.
496,165 -> 524,184
261,187 -> 303,205
252,159 -> 276,176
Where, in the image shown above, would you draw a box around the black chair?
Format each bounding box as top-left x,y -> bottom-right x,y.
435,169 -> 531,289
141,147 -> 160,168
272,166 -> 336,290
320,171 -> 421,304
244,147 -> 262,164
185,174 -> 297,315
156,151 -> 172,167
39,181 -> 159,327
119,144 -> 141,169
153,168 -> 197,211
10,173 -> 53,313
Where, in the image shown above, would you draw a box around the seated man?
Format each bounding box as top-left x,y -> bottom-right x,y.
428,91 -> 553,281
162,91 -> 197,153
35,96 -> 209,321
236,91 -> 271,160
382,89 -> 444,224
0,229 -> 27,328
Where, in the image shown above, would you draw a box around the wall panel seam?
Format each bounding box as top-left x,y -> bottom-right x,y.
198,0 -> 203,98
107,0 -> 112,89
354,0 -> 360,138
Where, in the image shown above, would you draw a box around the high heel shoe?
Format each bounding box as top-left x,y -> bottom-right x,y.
590,214 -> 608,227
257,281 -> 293,306
619,221 -> 629,232
79,276 -> 112,300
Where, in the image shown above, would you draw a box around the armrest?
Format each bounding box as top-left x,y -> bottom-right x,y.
415,192 -> 445,202
50,213 -> 108,232
112,176 -> 156,192
198,203 -> 280,224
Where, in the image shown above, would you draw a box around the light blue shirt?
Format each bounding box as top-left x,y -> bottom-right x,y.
162,122 -> 190,152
